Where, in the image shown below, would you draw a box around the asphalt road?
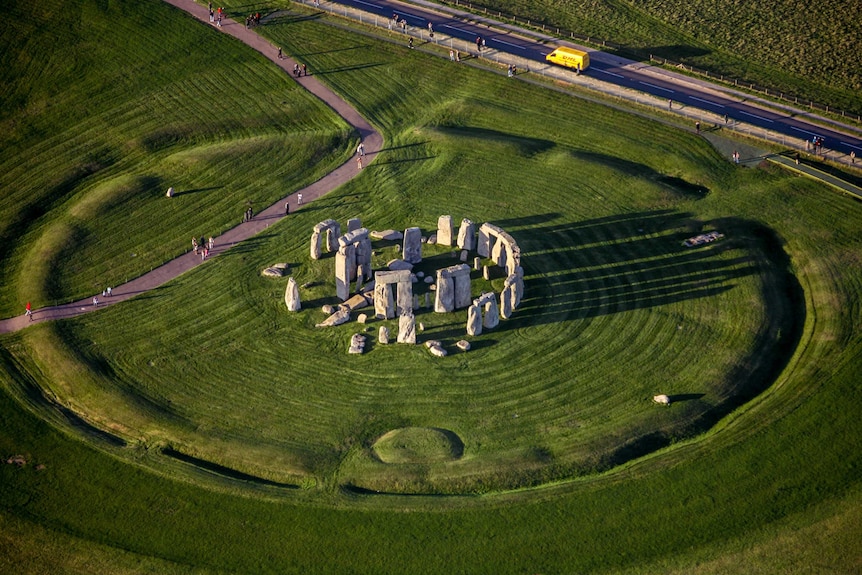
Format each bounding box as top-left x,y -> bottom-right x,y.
328,0 -> 862,159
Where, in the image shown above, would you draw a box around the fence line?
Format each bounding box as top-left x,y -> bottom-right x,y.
295,0 -> 857,168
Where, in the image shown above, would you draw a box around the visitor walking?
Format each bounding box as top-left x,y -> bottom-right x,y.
285,201 -> 290,215
297,193 -> 303,205
357,142 -> 365,157
851,151 -> 856,164
107,286 -> 112,296
277,47 -> 282,59
192,237 -> 198,254
695,121 -> 701,134
302,64 -> 307,76
208,236 -> 214,250
25,302 -> 32,321
93,296 -> 99,307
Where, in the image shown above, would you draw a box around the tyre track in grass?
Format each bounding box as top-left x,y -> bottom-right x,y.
0,0 -> 383,334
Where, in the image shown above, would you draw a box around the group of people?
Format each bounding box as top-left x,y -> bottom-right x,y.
245,12 -> 261,28
192,236 -> 215,261
208,4 -> 225,27
293,63 -> 308,77
507,64 -> 517,77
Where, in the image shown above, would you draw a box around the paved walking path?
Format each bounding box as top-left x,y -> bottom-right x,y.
0,0 -> 383,335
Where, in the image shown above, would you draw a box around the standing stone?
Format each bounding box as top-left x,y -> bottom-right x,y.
477,224 -> 491,257
500,284 -> 513,319
402,227 -> 423,264
397,312 -> 416,344
483,265 -> 491,281
437,215 -> 455,246
483,298 -> 499,329
453,270 -> 472,310
396,281 -> 413,316
491,237 -> 507,270
457,218 -> 476,251
424,293 -> 431,308
514,266 -> 525,307
467,304 -> 483,336
310,230 -> 323,260
284,277 -> 301,311
460,250 -> 469,262
374,282 -> 395,319
335,244 -> 356,301
379,326 -> 390,344
347,217 -> 362,232
435,272 -> 455,313
474,256 -> 481,270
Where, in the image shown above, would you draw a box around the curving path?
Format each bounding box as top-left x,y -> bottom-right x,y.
0,0 -> 383,335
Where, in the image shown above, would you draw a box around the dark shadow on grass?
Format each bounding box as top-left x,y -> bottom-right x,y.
377,141 -> 430,153
162,448 -> 299,489
261,12 -> 324,27
668,393 -> 705,402
368,155 -> 436,167
311,62 -> 386,76
294,43 -> 373,58
173,186 -> 222,197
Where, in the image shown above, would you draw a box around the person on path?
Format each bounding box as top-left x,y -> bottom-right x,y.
192,237 -> 198,254
107,286 -> 112,296
297,193 -> 303,205
476,36 -> 482,52
357,156 -> 363,169
427,22 -> 433,38
408,37 -> 413,49
93,297 -> 99,308
507,65 -> 513,78
25,302 -> 32,321
724,114 -> 729,124
208,236 -> 214,250
285,201 -> 290,215
449,49 -> 455,61
668,99 -> 672,110
209,9 -> 214,23
357,142 -> 365,157
294,64 -> 300,77
695,121 -> 701,134
277,47 -> 282,59
302,64 -> 307,76
852,151 -> 856,164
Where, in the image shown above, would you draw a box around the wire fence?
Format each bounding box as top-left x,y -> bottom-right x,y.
432,0 -> 862,123
297,0 -> 859,168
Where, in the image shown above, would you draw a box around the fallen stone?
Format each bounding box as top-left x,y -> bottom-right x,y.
424,340 -> 442,348
416,271 -> 425,279
424,276 -> 434,284
387,259 -> 413,271
371,229 -> 403,241
427,233 -> 437,244
262,265 -> 287,277
344,293 -> 372,310
428,344 -> 447,357
284,277 -> 301,311
357,313 -> 368,324
322,304 -> 336,315
456,340 -> 471,351
316,309 -> 350,327
418,322 -> 425,331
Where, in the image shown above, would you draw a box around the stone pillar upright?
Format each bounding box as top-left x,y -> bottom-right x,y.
477,223 -> 491,257
397,312 -> 416,344
284,277 -> 301,311
483,297 -> 499,329
335,244 -> 355,301
310,230 -> 323,260
347,217 -> 362,232
452,266 -> 472,310
491,237 -> 507,269
457,218 -> 476,251
374,282 -> 395,319
437,215 -> 454,246
435,271 -> 455,313
500,284 -> 513,319
402,227 -> 423,264
396,281 -> 413,316
466,303 -> 483,336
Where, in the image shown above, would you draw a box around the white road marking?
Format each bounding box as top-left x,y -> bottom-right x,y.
594,68 -> 623,78
690,96 -> 724,108
441,24 -> 470,33
791,126 -> 819,137
639,81 -> 674,94
354,0 -> 382,9
739,110 -> 773,123
493,39 -> 526,50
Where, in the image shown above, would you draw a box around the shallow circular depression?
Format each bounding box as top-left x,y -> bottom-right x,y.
372,427 -> 465,464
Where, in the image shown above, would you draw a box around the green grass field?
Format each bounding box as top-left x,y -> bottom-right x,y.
1,0 -> 860,573
450,0 -> 862,116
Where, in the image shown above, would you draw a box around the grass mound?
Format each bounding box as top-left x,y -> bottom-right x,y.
373,427 -> 465,463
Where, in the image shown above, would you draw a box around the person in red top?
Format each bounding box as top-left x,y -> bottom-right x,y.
25,301 -> 32,321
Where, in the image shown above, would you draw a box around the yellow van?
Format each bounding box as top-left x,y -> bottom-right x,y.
546,46 -> 590,72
